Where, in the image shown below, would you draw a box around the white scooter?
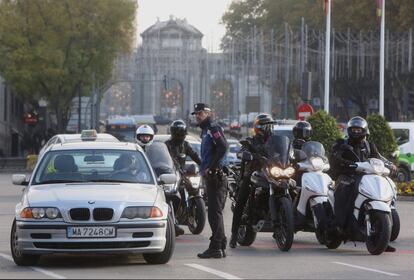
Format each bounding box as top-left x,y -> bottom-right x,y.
293,141 -> 333,244
326,158 -> 396,255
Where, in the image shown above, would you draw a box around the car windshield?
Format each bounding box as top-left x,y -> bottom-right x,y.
32,149 -> 154,185
229,144 -> 241,153
273,129 -> 293,140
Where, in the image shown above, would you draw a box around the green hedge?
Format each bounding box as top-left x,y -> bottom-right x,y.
307,110 -> 343,155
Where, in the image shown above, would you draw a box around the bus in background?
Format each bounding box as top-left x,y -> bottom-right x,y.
105,116 -> 136,142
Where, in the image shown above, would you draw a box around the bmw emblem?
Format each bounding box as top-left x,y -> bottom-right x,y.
88,201 -> 95,204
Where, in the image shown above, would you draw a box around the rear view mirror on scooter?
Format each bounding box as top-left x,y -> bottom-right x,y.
237,151 -> 253,161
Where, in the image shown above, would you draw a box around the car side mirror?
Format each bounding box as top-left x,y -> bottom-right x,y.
185,163 -> 198,176
158,174 -> 177,185
12,174 -> 29,186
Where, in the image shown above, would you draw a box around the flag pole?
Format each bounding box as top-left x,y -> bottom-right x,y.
379,0 -> 385,116
324,0 -> 331,114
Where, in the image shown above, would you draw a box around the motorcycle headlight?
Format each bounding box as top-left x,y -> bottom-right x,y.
284,166 -> 295,177
310,157 -> 325,171
269,167 -> 283,178
370,158 -> 385,174
163,183 -> 176,193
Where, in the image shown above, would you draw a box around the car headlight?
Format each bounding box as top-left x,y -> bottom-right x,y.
310,157 -> 325,171
370,158 -> 385,174
121,207 -> 163,219
20,207 -> 61,219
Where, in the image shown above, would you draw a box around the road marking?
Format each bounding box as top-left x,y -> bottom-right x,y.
333,262 -> 400,277
186,263 -> 241,279
0,253 -> 66,279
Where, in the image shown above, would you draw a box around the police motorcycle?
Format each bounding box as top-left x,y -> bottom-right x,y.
293,141 -> 333,244
324,150 -> 397,255
234,135 -> 296,251
146,142 -> 206,234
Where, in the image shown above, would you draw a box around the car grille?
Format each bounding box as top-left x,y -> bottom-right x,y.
33,241 -> 151,250
93,208 -> 114,221
70,208 -> 90,221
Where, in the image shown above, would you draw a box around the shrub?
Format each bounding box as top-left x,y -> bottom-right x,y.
367,114 -> 398,160
307,110 -> 343,155
396,181 -> 414,196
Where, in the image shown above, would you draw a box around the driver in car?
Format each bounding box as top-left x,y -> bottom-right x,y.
112,154 -> 150,183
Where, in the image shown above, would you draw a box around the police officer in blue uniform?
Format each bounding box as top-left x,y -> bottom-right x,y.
192,103 -> 228,259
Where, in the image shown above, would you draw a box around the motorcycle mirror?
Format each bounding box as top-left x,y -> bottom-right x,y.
184,163 -> 198,176
240,151 -> 253,161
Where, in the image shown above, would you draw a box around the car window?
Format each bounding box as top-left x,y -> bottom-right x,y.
229,144 -> 241,153
32,149 -> 154,185
392,129 -> 410,146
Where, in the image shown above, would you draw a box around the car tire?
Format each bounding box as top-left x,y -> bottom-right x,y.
10,219 -> 39,266
397,166 -> 411,182
143,215 -> 175,265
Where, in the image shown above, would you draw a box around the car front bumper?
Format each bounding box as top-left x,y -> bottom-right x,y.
16,220 -> 167,255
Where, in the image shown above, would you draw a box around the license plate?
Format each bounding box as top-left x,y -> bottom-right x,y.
67,226 -> 116,238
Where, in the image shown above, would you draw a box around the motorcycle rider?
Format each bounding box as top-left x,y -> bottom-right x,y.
165,119 -> 202,236
292,121 -> 312,150
136,124 -> 154,151
329,116 -> 397,252
229,113 -> 276,248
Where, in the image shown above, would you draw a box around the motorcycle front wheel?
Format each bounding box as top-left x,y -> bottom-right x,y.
365,211 -> 391,255
187,197 -> 206,234
273,196 -> 294,252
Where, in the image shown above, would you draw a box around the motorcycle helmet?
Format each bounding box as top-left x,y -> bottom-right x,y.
253,113 -> 275,138
170,120 -> 187,143
136,124 -> 154,147
347,116 -> 369,142
293,121 -> 312,141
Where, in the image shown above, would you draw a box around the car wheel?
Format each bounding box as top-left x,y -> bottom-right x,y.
397,167 -> 411,182
143,215 -> 175,264
10,219 -> 39,266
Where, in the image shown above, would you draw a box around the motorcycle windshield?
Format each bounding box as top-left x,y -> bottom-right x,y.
265,135 -> 292,167
146,142 -> 175,176
302,141 -> 327,161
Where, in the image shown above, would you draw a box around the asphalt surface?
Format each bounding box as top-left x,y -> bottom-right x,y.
0,173 -> 413,279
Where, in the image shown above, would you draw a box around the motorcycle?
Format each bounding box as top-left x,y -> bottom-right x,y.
146,142 -> 206,235
233,135 -> 296,251
293,141 -> 333,245
324,156 -> 396,255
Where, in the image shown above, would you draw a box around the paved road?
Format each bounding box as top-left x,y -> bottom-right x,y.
0,173 -> 413,279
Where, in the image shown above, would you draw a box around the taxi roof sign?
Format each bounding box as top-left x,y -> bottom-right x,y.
81,129 -> 98,141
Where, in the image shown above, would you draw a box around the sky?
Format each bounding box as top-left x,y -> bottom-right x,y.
136,0 -> 234,52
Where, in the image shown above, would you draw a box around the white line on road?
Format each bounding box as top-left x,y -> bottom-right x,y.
186,263 -> 241,279
0,253 -> 66,279
333,262 -> 400,277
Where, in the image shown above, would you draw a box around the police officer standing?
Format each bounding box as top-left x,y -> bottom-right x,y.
192,103 -> 228,259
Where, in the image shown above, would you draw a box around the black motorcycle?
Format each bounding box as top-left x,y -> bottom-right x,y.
146,142 -> 206,235
233,135 -> 296,251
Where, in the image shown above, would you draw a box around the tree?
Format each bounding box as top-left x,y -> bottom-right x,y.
367,114 -> 398,159
0,0 -> 137,132
307,110 -> 343,155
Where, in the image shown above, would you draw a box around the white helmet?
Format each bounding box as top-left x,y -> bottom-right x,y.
136,124 -> 154,147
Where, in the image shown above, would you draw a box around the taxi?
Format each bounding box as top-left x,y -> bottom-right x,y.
10,130 -> 176,266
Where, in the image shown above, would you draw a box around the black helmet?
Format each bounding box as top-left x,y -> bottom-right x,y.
347,116 -> 369,142
170,119 -> 187,142
253,113 -> 275,138
293,121 -> 312,141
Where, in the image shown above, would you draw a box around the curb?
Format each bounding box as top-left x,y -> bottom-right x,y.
397,195 -> 414,202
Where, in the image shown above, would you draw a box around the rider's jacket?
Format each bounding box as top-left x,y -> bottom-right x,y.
240,135 -> 267,177
329,138 -> 380,179
165,139 -> 201,170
